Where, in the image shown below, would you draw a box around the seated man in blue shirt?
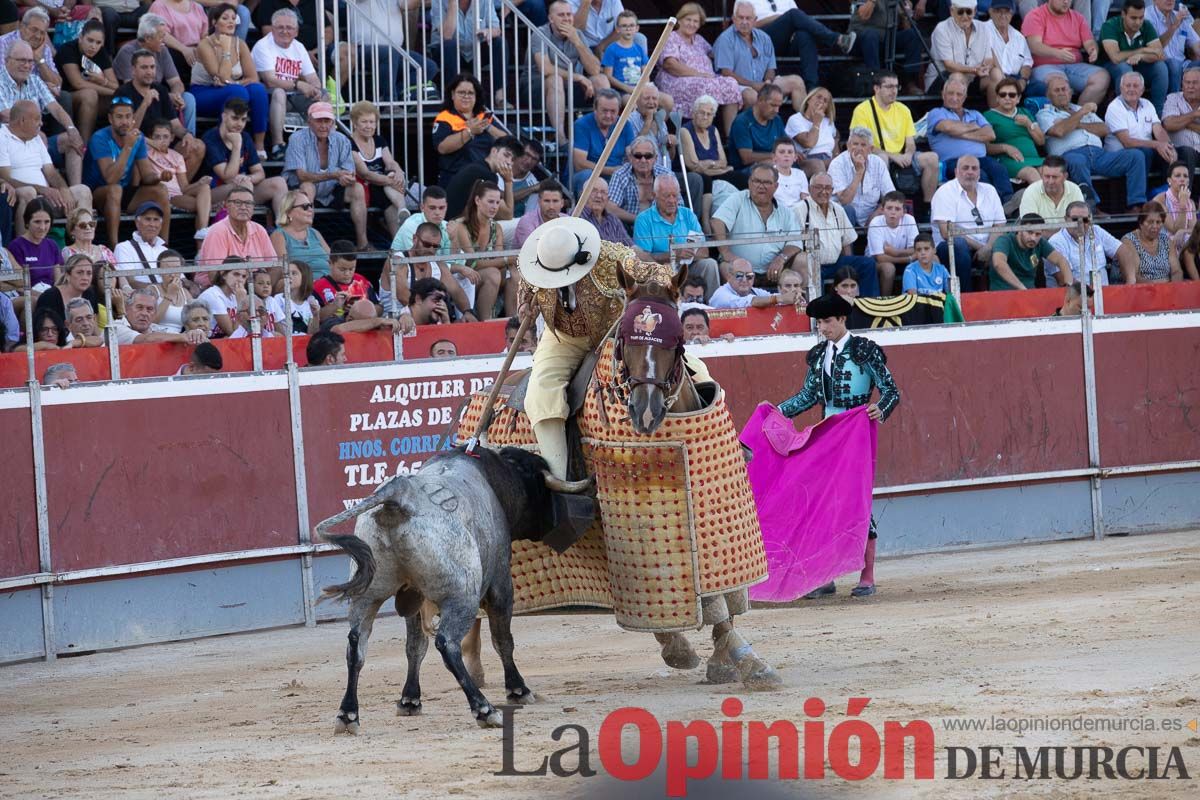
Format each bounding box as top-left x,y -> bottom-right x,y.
632,173 -> 720,297
571,88 -> 632,195
727,84 -> 787,171
83,97 -> 169,248
927,74 -> 1014,201
713,3 -> 807,111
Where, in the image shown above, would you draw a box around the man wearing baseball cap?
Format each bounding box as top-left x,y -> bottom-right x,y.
282,101 -> 369,250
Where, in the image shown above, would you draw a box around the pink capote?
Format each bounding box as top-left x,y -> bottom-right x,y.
739,403 -> 878,602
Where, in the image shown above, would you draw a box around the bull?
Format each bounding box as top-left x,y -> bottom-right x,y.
316,445 -> 589,732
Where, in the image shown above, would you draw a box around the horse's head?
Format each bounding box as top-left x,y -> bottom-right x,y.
615,262 -> 690,435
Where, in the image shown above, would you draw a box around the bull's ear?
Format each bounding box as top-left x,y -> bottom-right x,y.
617,261 -> 637,297
543,471 -> 594,494
673,261 -> 690,298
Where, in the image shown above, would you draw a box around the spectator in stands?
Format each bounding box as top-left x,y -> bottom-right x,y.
1047,200 -> 1119,286
728,83 -> 786,173
536,0 -> 610,150
191,5 -> 270,159
1163,65 -> 1200,178
504,315 -> 537,352
627,83 -> 674,164
180,298 -> 212,334
601,10 -> 650,99
146,117 -> 211,238
62,208 -> 115,274
392,185 -> 451,254
64,296 -> 103,347
513,180 -> 566,248
571,89 -> 631,196
446,135 -> 519,220
269,259 -> 319,335
306,329 -> 345,365
985,77 -> 1046,187
348,101 -> 407,238
709,262 -> 796,309
1151,160 -> 1196,252
1024,0 -> 1109,107
580,176 -> 642,255
449,180 -> 508,320
680,308 -> 731,343
786,87 -> 837,178
991,212 -> 1073,289
431,0 -> 506,108
511,139 -> 546,219
383,221 -> 467,323
657,2 -> 742,133
849,72 -> 939,205
29,306 -> 67,350
54,19 -> 118,146
1146,0 -> 1200,96
198,261 -> 246,335
284,101 -> 370,250
115,47 -> 205,181
34,252 -> 96,321
1018,155 -> 1085,221
113,284 -> 209,343
1039,72 -> 1148,213
679,95 -> 745,226
741,0 -> 855,91
1105,71 -> 1177,176
95,0 -> 152,60
254,7 -> 327,162
868,191 -> 918,296
1052,281 -> 1092,315
43,362 -> 77,386
714,3 -> 806,112
431,73 -> 506,187
407,277 -> 452,326
113,200 -> 166,287
679,273 -> 708,305
1099,0 -> 1168,112
197,184 -> 274,266
930,155 -> 1006,292
0,9 -> 60,95
271,190 -> 330,278
832,265 -> 860,302
570,0 -> 643,54
829,127 -> 894,227
928,0 -> 997,94
1117,201 -> 1184,281
605,136 -> 671,227
849,0 -> 924,94
114,15 -> 196,136
10,197 -> 60,286
314,246 -> 380,322
204,97 -> 288,222
430,338 -> 457,358
177,341 -> 223,374
0,100 -> 91,227
902,233 -> 952,295
148,249 -> 192,331
772,137 -> 808,207
929,74 -> 1013,203
149,0 -> 210,81
0,273 -> 16,351
633,173 -> 719,295
713,163 -> 805,285
1179,217 -> 1200,278
794,173 -> 881,297
979,0 -> 1036,104
0,41 -> 84,184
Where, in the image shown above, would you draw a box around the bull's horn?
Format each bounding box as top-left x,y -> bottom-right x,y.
542,471 -> 595,494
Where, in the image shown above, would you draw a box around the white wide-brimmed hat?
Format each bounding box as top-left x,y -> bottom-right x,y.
517,216 -> 602,290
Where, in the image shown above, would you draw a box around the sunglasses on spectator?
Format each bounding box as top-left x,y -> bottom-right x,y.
75,220 -> 95,229
971,206 -> 984,225
631,152 -> 656,160
111,96 -> 134,106
997,91 -> 1019,98
293,202 -> 313,211
733,272 -> 754,280
954,8 -> 974,15
1069,215 -> 1091,223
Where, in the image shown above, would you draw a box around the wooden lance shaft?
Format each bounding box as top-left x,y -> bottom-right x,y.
467,18 -> 679,448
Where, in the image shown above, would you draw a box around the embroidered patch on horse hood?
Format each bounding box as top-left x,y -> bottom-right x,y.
619,299 -> 684,349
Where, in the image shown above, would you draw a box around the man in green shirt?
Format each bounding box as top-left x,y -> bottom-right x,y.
984,77 -> 1045,184
1099,0 -> 1168,111
991,213 -> 1074,289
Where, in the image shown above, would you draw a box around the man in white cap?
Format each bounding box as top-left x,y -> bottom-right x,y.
517,217 -> 713,479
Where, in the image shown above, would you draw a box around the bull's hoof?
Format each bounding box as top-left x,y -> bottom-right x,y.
507,686 -> 536,705
475,706 -> 503,728
334,711 -> 360,735
655,632 -> 701,670
396,697 -> 422,716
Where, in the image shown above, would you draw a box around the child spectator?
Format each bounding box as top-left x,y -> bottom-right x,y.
771,137 -> 809,207
866,191 -> 918,296
602,11 -> 649,98
150,249 -> 193,332
146,118 -> 214,239
198,258 -> 249,336
313,243 -> 379,322
251,269 -> 277,334
270,258 -> 320,336
902,234 -> 952,295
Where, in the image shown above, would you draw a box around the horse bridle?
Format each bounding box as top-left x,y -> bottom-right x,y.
611,302 -> 688,408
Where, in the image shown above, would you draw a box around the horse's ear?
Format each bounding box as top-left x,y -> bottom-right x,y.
617,261 -> 637,297
672,262 -> 690,298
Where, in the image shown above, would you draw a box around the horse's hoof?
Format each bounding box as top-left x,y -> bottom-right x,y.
741,663 -> 785,692
507,687 -> 536,705
656,632 -> 701,670
705,657 -> 740,684
334,712 -> 360,735
396,697 -> 422,716
475,707 -> 504,728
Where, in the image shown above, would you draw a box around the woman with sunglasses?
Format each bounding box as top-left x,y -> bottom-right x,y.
983,77 -> 1044,186
62,208 -> 116,270
271,190 -> 331,280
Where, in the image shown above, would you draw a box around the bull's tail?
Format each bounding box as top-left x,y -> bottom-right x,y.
314,491 -> 391,604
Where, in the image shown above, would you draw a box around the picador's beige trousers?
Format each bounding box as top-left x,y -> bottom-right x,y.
526,331 -> 713,478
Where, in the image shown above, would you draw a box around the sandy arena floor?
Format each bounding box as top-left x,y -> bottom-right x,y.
1,530 -> 1197,799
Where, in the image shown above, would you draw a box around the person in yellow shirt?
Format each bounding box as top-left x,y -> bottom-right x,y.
849,71 -> 939,203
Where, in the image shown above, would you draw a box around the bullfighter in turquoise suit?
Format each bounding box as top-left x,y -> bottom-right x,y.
777,293 -> 900,598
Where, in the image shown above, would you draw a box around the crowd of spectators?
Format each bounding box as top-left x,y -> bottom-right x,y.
2,0 -> 1199,379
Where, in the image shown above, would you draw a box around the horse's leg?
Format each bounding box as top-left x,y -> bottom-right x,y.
703,593 -> 783,691
421,600 -> 485,686
434,600 -> 503,728
335,595 -> 386,734
653,632 -> 701,670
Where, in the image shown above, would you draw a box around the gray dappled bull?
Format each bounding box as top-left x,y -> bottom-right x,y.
316,445 -> 589,732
